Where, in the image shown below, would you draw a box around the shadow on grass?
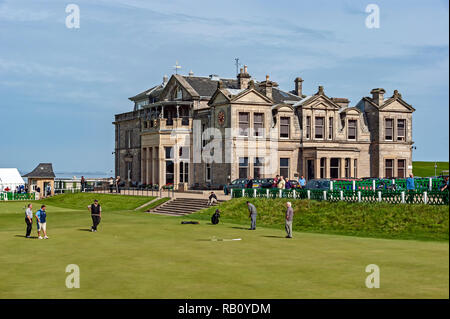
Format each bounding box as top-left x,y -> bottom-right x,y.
262,235 -> 286,239
15,235 -> 39,239
230,226 -> 249,230
78,228 -> 92,232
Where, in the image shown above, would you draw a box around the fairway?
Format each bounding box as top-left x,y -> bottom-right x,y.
0,195 -> 448,299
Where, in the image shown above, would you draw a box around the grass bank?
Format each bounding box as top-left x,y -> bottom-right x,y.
189,198 -> 449,241
413,161 -> 449,177
35,193 -> 154,211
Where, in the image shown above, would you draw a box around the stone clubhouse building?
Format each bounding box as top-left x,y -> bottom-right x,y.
113,66 -> 415,189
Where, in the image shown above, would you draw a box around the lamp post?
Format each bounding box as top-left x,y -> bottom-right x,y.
434,162 -> 437,177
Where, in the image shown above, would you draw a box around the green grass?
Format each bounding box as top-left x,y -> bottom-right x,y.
190,198 -> 449,241
413,161 -> 449,177
0,195 -> 448,299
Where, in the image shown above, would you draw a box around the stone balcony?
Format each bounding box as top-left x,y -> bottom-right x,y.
143,117 -> 193,132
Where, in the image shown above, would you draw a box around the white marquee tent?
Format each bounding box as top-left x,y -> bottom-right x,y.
0,168 -> 25,191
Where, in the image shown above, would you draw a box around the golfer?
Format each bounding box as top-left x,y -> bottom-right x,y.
247,201 -> 257,230
88,199 -> 102,232
35,205 -> 48,239
25,204 -> 33,238
285,202 -> 294,238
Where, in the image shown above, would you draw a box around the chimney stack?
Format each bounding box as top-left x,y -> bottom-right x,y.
370,88 -> 386,106
294,77 -> 303,97
259,75 -> 273,100
162,75 -> 169,87
237,65 -> 251,89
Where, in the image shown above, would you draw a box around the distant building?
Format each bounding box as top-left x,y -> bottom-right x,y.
23,163 -> 56,198
113,66 -> 415,189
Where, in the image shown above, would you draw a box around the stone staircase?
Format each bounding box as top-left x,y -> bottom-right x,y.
149,197 -> 223,216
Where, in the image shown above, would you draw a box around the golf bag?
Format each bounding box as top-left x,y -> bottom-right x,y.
211,210 -> 220,225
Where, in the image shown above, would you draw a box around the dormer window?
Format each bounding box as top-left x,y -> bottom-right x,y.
348,120 -> 357,140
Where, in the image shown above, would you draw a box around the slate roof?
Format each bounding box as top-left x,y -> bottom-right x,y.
22,163 -> 56,179
183,76 -> 239,97
129,75 -> 303,104
129,84 -> 164,101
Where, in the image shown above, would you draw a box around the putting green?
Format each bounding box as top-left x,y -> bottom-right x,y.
0,196 -> 448,299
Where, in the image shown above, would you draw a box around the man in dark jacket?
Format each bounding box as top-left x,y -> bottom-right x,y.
88,200 -> 102,232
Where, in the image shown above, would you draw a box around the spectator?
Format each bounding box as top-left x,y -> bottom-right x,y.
247,201 -> 257,230
285,202 -> 294,238
208,191 -> 218,206
406,174 -> 415,203
406,174 -> 415,190
285,177 -> 292,189
109,177 -> 114,193
298,175 -> 306,188
272,175 -> 280,188
46,184 -> 51,197
115,176 -> 121,193
277,176 -> 286,189
246,177 -> 253,189
440,176 -> 449,191
81,176 -> 86,192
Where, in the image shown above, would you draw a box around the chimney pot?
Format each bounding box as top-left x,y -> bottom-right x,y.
370,88 -> 386,105
294,77 -> 304,97
244,65 -> 248,73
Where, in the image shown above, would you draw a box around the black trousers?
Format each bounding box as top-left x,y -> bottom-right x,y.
91,215 -> 101,231
25,217 -> 32,237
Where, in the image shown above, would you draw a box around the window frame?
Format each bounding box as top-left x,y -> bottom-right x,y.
239,157 -> 249,179
397,119 -> 406,141
347,119 -> 357,140
253,113 -> 264,137
279,158 -> 290,179
315,116 -> 325,139
280,117 -> 290,139
238,112 -> 250,137
385,159 -> 394,178
385,118 -> 394,141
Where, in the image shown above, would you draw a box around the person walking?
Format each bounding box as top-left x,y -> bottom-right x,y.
88,199 -> 102,232
247,201 -> 257,230
208,191 -> 218,206
406,174 -> 415,203
35,205 -> 48,239
115,176 -> 121,193
46,184 -> 51,197
25,204 -> 33,238
108,177 -> 114,193
285,202 -> 294,238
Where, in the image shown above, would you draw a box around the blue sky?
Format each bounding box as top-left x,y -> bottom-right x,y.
0,0 -> 448,174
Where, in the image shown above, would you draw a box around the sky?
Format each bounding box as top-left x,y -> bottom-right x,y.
0,0 -> 448,175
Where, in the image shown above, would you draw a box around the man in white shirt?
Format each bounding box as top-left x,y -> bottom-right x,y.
25,204 -> 33,238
